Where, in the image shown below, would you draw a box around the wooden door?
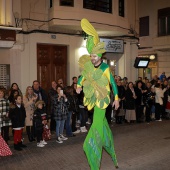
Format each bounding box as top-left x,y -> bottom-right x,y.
37,44 -> 67,92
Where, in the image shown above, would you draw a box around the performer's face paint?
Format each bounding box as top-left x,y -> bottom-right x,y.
90,54 -> 101,66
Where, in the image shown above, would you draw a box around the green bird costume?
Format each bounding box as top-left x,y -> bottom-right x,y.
77,18 -> 119,170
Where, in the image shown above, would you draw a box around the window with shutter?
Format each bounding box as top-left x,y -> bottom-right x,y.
139,16 -> 149,37
0,65 -> 10,90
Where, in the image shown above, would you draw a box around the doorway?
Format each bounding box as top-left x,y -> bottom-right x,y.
37,44 -> 67,92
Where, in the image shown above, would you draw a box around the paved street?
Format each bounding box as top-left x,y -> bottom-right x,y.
0,120 -> 170,170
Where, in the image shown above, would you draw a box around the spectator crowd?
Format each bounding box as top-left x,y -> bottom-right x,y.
0,72 -> 170,155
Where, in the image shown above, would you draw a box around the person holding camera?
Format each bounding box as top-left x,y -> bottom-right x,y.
53,85 -> 69,143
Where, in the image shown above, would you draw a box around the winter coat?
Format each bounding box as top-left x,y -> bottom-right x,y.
23,96 -> 35,126
33,87 -> 48,110
0,98 -> 11,129
53,94 -> 69,121
9,104 -> 26,128
125,88 -> 136,110
67,94 -> 79,113
135,87 -> 144,106
48,88 -> 57,114
155,87 -> 166,105
144,89 -> 155,107
33,108 -> 47,130
117,85 -> 126,109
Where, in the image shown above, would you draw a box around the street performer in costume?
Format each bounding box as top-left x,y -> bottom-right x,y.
76,18 -> 119,170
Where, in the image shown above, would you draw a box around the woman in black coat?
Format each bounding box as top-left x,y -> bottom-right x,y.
125,82 -> 137,123
135,80 -> 147,123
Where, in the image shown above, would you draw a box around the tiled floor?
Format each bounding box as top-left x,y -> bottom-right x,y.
1,120 -> 170,170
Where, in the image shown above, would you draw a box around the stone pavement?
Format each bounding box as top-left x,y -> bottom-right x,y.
0,120 -> 170,170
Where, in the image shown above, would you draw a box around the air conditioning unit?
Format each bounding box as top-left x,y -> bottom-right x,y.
0,27 -> 22,48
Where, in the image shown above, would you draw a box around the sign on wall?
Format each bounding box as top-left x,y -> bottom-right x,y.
100,38 -> 124,53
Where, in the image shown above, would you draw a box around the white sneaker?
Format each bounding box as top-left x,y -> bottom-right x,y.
73,129 -> 80,134
156,119 -> 162,121
80,126 -> 87,133
37,143 -> 45,147
56,137 -> 63,143
60,134 -> 68,141
41,140 -> 47,145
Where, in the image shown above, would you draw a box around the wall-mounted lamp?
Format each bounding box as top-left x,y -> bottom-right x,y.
149,55 -> 155,60
110,61 -> 114,66
130,42 -> 140,48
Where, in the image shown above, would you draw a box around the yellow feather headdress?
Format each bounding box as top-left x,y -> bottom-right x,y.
81,18 -> 106,57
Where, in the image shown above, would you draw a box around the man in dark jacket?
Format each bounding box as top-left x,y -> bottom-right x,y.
48,81 -> 57,131
32,80 -> 48,112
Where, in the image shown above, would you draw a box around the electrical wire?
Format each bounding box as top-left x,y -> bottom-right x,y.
20,17 -> 131,31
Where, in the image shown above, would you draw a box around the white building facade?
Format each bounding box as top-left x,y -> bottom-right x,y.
0,0 -> 140,92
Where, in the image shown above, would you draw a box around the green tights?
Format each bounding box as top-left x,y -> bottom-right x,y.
83,106 -> 118,170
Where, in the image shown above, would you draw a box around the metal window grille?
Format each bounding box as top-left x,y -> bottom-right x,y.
0,65 -> 10,89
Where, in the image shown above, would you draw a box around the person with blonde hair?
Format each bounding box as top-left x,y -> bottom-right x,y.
33,100 -> 47,147
23,86 -> 37,142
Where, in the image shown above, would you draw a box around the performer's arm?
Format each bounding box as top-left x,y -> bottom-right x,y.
104,68 -> 119,110
105,68 -> 118,100
76,75 -> 85,94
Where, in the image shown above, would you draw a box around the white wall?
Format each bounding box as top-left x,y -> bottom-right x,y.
0,0 -> 140,93
0,48 -> 21,89
124,42 -> 138,82
15,33 -> 85,92
157,51 -> 170,77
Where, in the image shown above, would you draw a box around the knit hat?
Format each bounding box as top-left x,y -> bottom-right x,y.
35,100 -> 45,108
